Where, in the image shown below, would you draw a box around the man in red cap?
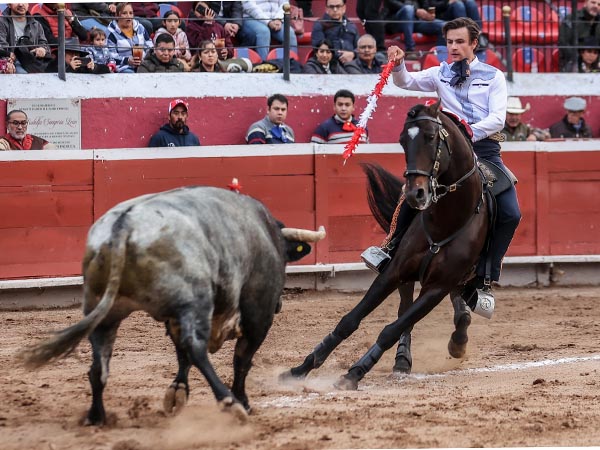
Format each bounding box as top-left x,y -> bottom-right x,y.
148,99 -> 200,147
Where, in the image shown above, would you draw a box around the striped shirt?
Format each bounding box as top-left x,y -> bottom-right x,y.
311,115 -> 369,145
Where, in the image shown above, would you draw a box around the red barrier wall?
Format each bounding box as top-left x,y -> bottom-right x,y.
1,143 -> 599,280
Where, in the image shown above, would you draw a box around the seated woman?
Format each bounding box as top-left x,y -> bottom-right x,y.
106,2 -> 153,73
191,40 -> 223,72
303,39 -> 347,74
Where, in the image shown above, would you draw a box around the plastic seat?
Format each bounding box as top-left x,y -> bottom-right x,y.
157,3 -> 183,18
233,47 -> 263,64
557,5 -> 572,21
511,5 -> 558,45
479,3 -> 505,44
512,47 -> 546,72
266,47 -> 300,61
550,48 -> 560,72
29,3 -> 42,15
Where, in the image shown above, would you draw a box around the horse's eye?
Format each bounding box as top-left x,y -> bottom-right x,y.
426,134 -> 436,141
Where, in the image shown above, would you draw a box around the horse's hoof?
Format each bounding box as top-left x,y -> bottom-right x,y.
392,357 -> 412,374
333,374 -> 358,391
163,382 -> 187,415
448,338 -> 467,358
278,369 -> 305,383
219,397 -> 249,423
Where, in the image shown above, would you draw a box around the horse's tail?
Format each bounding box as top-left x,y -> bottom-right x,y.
361,163 -> 404,234
18,226 -> 128,369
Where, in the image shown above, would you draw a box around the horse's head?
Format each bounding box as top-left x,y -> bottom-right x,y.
399,99 -> 451,210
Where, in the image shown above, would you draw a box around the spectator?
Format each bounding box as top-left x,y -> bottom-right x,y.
34,3 -> 89,49
0,3 -> 51,74
549,97 -> 593,139
0,110 -> 56,150
138,33 -> 184,73
559,0 -> 600,73
149,99 -> 201,147
131,2 -> 161,35
311,0 -> 360,65
500,97 -> 549,142
45,41 -> 111,74
186,2 -> 234,60
207,1 -> 243,40
0,48 -> 16,74
239,0 -> 299,63
383,0 -> 445,57
576,36 -> 600,73
154,10 -> 192,71
71,3 -> 116,34
191,39 -> 222,72
296,0 -> 313,17
84,27 -> 116,70
303,38 -> 348,74
106,2 -> 153,73
344,34 -> 383,74
356,0 -> 386,54
432,0 -> 482,28
246,94 -> 295,144
311,89 -> 368,144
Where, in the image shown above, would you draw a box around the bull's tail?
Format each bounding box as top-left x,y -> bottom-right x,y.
361,163 -> 404,233
19,228 -> 128,369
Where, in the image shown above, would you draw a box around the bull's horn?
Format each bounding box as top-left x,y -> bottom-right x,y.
281,226 -> 326,242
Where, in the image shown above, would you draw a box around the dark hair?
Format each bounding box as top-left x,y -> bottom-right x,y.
199,40 -> 216,52
334,89 -> 355,104
155,33 -> 175,46
268,94 -> 288,108
89,27 -> 106,41
313,39 -> 334,52
163,10 -> 181,20
115,2 -> 132,16
442,17 -> 480,43
326,0 -> 347,5
6,110 -> 27,122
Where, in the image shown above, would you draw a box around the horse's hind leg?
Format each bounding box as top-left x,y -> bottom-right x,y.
448,291 -> 471,358
163,320 -> 191,415
393,282 -> 415,374
86,320 -> 121,426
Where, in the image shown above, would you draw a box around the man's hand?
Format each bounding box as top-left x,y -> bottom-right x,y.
338,50 -> 354,64
416,8 -> 436,21
387,45 -> 405,67
30,47 -> 46,58
526,134 -> 537,141
268,19 -> 282,31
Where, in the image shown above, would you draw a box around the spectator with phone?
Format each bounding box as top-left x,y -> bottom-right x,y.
45,42 -> 111,74
206,1 -> 244,40
186,2 -> 233,60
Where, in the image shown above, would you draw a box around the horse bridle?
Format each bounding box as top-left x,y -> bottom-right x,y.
403,114 -> 477,203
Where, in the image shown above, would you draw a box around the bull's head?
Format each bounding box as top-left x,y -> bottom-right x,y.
281,226 -> 326,262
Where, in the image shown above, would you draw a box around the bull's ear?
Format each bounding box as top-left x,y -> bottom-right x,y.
285,241 -> 312,262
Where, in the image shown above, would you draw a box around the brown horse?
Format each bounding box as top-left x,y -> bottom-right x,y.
281,100 -> 489,388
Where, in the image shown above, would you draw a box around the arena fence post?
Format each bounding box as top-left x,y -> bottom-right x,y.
57,3 -> 66,81
503,5 -> 513,82
283,3 -> 291,81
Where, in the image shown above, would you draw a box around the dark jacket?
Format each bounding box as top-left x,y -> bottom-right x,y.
70,3 -> 114,23
207,1 -> 243,28
137,51 -> 184,73
149,124 -> 201,147
185,17 -> 234,58
132,2 -> 159,18
45,57 -> 111,74
0,10 -> 50,54
344,56 -> 383,74
549,116 -> 593,139
302,55 -> 347,74
558,7 -> 600,72
33,4 -> 89,48
311,13 -> 359,54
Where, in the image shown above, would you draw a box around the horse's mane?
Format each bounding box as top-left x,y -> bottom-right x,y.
361,163 -> 403,233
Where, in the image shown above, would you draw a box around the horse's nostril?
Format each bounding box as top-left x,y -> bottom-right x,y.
416,188 -> 425,201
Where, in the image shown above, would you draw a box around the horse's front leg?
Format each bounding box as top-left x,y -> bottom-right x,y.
393,282 -> 415,374
335,286 -> 447,390
448,290 -> 471,358
279,271 -> 400,381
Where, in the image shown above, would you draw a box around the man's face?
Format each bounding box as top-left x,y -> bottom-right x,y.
9,3 -> 28,16
169,105 -> 188,132
325,1 -> 346,21
268,100 -> 287,125
155,42 -> 175,64
446,27 -> 477,62
506,112 -> 522,128
334,97 -> 355,121
7,111 -> 28,140
566,109 -> 585,125
585,0 -> 599,16
357,38 -> 376,64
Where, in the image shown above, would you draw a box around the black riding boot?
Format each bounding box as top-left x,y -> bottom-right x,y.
392,329 -> 413,373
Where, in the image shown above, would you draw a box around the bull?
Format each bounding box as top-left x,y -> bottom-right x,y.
20,186 -> 325,425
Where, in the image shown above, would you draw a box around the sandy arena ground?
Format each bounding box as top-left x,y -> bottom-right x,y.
1,286 -> 599,450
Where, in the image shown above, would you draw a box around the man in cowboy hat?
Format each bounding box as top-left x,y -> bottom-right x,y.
501,97 -> 550,142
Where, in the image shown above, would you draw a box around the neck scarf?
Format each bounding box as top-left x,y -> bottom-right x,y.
450,58 -> 470,87
4,133 -> 33,150
270,125 -> 288,143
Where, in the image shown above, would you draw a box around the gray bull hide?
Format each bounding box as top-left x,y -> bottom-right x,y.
20,186 -> 325,425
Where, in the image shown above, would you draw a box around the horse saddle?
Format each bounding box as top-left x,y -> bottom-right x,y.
477,160 -> 518,196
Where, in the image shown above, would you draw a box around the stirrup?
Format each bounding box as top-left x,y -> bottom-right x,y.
472,287 -> 495,319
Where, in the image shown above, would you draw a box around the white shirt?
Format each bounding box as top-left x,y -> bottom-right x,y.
393,57 -> 507,142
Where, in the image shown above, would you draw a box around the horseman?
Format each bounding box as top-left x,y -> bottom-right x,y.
385,17 -> 521,314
